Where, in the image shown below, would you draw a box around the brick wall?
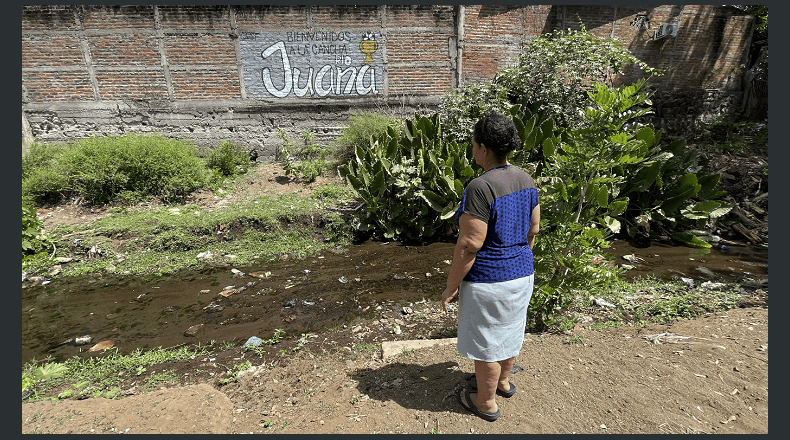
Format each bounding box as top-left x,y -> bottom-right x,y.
22,5 -> 756,153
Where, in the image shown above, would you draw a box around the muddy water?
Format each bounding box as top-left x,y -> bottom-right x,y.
21,239 -> 767,365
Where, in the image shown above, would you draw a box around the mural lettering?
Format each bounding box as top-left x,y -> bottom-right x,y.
241,31 -> 383,99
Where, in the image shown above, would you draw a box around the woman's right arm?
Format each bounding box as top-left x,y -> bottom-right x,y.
528,204 -> 540,249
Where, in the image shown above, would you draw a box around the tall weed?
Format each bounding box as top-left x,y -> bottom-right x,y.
331,111 -> 405,164
277,130 -> 330,183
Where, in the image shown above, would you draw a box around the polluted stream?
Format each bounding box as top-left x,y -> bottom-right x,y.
22,239 -> 767,365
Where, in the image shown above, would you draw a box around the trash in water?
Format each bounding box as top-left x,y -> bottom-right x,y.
231,268 -> 245,277
510,365 -> 524,374
203,303 -> 224,312
89,340 -> 114,352
622,254 -> 645,264
74,335 -> 93,346
338,276 -> 349,284
303,300 -> 315,306
284,298 -> 298,308
218,287 -> 237,297
243,336 -> 263,350
593,298 -> 616,308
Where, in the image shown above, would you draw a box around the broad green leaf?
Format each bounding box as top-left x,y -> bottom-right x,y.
542,138 -> 556,158
386,138 -> 399,157
440,201 -> 458,220
596,185 -> 609,208
671,232 -> 712,249
371,170 -> 385,197
420,190 -> 447,212
635,126 -> 656,147
607,199 -> 628,216
602,216 -> 621,234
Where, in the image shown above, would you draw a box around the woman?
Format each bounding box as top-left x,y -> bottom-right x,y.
442,111 -> 540,422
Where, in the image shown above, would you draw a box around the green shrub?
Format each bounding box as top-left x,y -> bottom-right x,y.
332,111 -> 405,164
204,141 -> 251,177
439,82 -> 512,145
23,133 -> 209,205
694,117 -> 767,154
494,26 -> 662,129
22,197 -> 55,258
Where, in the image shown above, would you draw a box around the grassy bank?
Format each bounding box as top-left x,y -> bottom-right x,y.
23,182 -> 358,279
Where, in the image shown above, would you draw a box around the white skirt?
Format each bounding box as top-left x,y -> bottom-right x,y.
456,274 -> 534,362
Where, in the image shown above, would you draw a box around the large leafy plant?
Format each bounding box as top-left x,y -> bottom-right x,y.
338,114 -> 478,241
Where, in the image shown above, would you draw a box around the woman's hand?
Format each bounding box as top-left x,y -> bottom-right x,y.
441,287 -> 458,312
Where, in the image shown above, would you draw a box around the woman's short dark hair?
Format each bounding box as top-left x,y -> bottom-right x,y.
473,111 -> 522,160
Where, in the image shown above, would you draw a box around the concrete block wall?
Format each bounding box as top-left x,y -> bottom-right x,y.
22,4 -> 755,157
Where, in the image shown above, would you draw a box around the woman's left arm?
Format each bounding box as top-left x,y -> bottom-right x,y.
442,213 -> 488,312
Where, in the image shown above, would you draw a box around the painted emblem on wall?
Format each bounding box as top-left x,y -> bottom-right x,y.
240,31 -> 383,99
359,32 -> 379,63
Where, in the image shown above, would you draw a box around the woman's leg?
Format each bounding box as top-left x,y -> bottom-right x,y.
497,357 -> 515,392
471,360 -> 500,413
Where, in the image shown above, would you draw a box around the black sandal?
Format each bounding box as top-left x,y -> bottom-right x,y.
457,387 -> 501,422
467,373 -> 517,398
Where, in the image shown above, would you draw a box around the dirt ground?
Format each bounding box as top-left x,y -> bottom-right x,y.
23,147 -> 769,434
21,306 -> 768,434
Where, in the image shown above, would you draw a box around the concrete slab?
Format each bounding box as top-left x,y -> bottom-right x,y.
381,337 -> 457,358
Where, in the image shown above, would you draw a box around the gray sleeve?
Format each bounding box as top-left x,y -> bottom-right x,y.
462,178 -> 494,224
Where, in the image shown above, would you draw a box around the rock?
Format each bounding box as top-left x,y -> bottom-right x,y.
48,265 -> 61,276
695,266 -> 717,278
89,340 -> 114,352
701,281 -> 726,290
184,324 -> 204,337
54,257 -> 73,264
197,251 -> 213,260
